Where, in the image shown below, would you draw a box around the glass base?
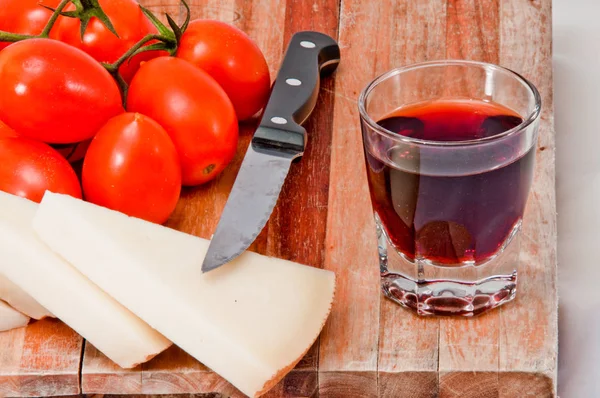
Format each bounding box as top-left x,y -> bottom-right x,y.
376,216 -> 520,316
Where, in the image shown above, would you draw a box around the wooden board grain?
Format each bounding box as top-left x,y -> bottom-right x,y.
437,1 -> 502,396
317,0 -> 381,394
0,0 -> 557,396
0,319 -> 82,397
498,0 -> 557,396
373,1 -> 447,396
263,0 -> 340,394
81,343 -> 142,394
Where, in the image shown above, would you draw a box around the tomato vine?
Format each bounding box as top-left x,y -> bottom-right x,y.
0,0 -> 190,102
0,0 -> 71,42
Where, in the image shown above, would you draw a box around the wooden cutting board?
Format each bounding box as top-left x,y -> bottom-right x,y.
0,0 -> 557,396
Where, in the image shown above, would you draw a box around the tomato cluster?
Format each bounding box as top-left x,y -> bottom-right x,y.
0,0 -> 271,224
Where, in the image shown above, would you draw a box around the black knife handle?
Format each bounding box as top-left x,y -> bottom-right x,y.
252,31 -> 340,155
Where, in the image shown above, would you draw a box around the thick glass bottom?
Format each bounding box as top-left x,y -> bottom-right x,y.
376,215 -> 520,316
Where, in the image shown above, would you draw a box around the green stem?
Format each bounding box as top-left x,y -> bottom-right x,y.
0,32 -> 35,43
79,0 -> 95,8
103,33 -> 174,107
40,0 -> 73,37
114,73 -> 129,107
0,0 -> 72,43
0,0 -> 183,109
104,34 -> 173,72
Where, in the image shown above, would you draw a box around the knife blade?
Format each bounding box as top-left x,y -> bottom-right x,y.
202,31 -> 340,273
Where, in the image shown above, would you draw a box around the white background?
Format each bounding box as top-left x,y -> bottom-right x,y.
554,0 -> 600,395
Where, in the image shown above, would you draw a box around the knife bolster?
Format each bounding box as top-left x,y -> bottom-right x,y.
252,126 -> 306,157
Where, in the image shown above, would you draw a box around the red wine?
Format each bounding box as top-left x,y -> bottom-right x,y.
365,100 -> 534,265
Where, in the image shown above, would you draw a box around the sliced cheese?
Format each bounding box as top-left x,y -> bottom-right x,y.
0,273 -> 53,319
0,191 -> 171,368
0,299 -> 29,332
34,192 -> 336,398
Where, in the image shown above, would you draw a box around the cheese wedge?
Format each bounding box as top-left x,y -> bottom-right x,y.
0,273 -> 53,319
0,299 -> 29,332
34,192 -> 336,398
0,191 -> 172,368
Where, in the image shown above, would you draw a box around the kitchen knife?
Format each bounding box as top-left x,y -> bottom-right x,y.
202,31 -> 340,273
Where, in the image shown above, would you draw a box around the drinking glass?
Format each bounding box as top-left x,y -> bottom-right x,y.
358,60 -> 541,316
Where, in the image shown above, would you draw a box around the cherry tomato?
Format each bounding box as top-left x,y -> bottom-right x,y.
177,20 -> 271,121
0,0 -> 61,51
82,113 -> 181,224
127,57 -> 238,186
0,137 -> 82,203
51,0 -> 163,83
0,120 -> 17,138
0,39 -> 123,144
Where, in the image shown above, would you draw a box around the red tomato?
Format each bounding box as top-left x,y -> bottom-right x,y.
0,39 -> 123,144
82,113 -> 181,224
127,57 -> 238,186
0,137 -> 82,203
177,20 -> 271,121
51,0 -> 163,83
0,0 -> 61,51
0,120 -> 17,138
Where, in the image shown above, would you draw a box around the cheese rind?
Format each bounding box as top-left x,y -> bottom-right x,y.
0,273 -> 53,319
34,192 -> 336,397
0,299 -> 29,332
0,191 -> 172,368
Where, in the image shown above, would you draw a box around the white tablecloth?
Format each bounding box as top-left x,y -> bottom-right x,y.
554,0 -> 600,395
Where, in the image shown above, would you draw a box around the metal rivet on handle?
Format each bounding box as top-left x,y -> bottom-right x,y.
286,78 -> 302,86
271,117 -> 288,125
300,41 -> 316,48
